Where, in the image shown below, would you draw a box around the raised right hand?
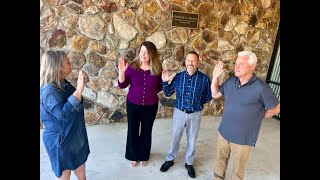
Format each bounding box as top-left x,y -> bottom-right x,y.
118,57 -> 128,73
212,61 -> 225,79
76,70 -> 85,93
162,69 -> 173,82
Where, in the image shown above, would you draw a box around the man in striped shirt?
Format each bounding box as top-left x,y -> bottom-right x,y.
159,51 -> 212,178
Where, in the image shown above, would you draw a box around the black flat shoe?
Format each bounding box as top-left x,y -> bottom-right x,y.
185,163 -> 196,178
160,160 -> 174,172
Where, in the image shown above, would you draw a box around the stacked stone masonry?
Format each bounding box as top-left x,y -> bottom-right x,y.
40,0 -> 280,126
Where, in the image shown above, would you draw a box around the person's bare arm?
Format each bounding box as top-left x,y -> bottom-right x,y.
264,103 -> 280,118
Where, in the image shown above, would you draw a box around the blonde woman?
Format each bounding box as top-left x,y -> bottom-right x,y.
40,50 -> 90,180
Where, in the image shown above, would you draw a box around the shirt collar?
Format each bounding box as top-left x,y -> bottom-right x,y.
185,69 -> 199,77
236,73 -> 258,86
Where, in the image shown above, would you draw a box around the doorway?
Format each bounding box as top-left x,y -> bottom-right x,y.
266,29 -> 280,120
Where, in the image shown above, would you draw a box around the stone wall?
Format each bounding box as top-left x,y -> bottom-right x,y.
40,0 -> 280,126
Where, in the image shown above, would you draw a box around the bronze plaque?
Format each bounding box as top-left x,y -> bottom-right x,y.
171,11 -> 199,29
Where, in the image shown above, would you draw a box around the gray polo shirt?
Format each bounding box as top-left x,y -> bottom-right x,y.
219,74 -> 279,146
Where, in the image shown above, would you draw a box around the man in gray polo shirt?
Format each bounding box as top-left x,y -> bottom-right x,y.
211,51 -> 280,180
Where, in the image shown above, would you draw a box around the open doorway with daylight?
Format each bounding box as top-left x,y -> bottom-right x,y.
266,27 -> 280,120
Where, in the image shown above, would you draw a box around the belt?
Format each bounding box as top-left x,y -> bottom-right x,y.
179,109 -> 194,114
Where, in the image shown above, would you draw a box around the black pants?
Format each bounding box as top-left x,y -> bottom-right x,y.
125,100 -> 158,161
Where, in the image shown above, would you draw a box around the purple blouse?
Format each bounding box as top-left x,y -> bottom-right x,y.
118,65 -> 162,106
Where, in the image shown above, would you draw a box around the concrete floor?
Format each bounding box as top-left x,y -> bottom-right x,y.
40,115 -> 280,180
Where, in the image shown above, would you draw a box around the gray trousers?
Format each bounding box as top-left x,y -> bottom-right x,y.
165,108 -> 201,165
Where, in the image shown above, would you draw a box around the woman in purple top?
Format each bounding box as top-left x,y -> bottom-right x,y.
118,41 -> 162,167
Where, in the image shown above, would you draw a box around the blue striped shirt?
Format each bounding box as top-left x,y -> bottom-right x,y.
162,70 -> 212,112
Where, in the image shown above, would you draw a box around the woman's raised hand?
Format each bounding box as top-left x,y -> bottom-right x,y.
76,70 -> 86,93
118,57 -> 128,73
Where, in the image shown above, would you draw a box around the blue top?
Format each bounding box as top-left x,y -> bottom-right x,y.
40,80 -> 90,178
118,65 -> 162,105
218,74 -> 279,146
162,70 -> 212,112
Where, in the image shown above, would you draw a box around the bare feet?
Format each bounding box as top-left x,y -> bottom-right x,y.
140,161 -> 148,167
130,161 -> 137,167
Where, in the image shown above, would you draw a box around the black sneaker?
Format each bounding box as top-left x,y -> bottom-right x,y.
160,160 -> 174,172
185,163 -> 195,178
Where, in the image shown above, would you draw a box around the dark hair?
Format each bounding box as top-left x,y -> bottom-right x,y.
186,51 -> 199,60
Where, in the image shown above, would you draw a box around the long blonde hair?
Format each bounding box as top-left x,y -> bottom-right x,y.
40,50 -> 66,90
131,41 -> 162,76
